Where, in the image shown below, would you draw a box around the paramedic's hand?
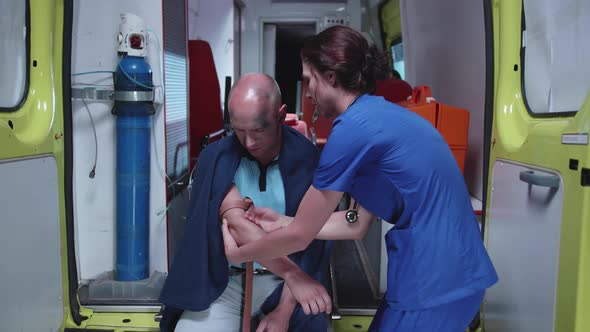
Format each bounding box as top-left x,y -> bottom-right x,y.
284,269 -> 332,315
244,207 -> 292,233
256,306 -> 291,332
221,219 -> 245,264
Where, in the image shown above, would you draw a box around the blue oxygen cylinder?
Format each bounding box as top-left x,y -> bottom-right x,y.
113,55 -> 154,281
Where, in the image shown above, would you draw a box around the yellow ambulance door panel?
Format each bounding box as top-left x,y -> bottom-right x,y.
483,1 -> 590,331
0,0 -> 75,330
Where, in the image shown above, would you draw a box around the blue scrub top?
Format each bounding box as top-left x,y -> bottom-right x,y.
313,94 -> 497,310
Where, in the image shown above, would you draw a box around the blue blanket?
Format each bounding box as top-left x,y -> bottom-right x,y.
159,125 -> 332,331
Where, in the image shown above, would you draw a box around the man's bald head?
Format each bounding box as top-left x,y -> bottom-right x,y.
227,73 -> 287,165
228,73 -> 282,117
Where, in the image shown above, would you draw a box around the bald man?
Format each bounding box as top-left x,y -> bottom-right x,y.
159,74 -> 332,332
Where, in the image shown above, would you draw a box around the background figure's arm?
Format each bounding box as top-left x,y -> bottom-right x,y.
223,186 -> 343,263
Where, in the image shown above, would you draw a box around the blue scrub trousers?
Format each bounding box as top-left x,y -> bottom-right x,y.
368,291 -> 484,332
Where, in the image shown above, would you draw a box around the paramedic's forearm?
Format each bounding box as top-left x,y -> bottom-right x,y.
237,186 -> 342,261
225,209 -> 332,315
268,205 -> 375,240
225,209 -> 303,279
316,205 -> 374,240
220,185 -> 304,278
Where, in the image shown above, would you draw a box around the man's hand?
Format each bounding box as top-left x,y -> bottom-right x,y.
221,219 -> 245,265
284,269 -> 332,315
256,306 -> 291,332
222,218 -> 331,314
244,207 -> 292,233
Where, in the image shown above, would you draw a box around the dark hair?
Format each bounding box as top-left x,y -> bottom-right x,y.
300,25 -> 389,94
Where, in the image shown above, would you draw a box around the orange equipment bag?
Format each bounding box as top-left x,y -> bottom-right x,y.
398,86 -> 470,174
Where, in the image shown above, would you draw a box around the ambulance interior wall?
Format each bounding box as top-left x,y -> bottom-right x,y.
71,0 -> 167,282
361,0 -> 386,49
240,0 -> 362,74
188,0 -> 381,116
400,0 -> 487,200
187,0 -> 235,106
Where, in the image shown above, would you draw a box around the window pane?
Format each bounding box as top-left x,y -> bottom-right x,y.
164,0 -> 188,181
0,0 -> 27,110
523,0 -> 590,114
391,42 -> 405,80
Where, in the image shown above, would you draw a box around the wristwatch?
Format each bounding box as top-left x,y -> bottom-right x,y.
219,197 -> 254,221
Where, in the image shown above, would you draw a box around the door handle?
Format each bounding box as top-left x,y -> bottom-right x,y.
519,170 -> 560,189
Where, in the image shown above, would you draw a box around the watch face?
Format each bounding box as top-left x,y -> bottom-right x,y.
346,210 -> 358,223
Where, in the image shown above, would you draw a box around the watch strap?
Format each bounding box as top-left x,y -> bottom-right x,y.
219,197 -> 254,220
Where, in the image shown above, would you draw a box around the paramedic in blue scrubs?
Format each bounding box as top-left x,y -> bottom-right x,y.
222,25 -> 498,331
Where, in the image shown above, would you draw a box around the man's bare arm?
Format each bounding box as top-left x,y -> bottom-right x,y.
221,185 -> 331,315
224,187 -> 343,264
256,285 -> 298,332
220,186 -> 299,276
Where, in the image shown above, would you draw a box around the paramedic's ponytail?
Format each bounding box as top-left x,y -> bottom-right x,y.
360,45 -> 389,92
301,26 -> 389,94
